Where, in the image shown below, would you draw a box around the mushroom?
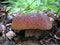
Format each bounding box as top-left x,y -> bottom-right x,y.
11,12 -> 53,39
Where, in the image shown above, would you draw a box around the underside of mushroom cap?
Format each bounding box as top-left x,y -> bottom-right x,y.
11,13 -> 53,30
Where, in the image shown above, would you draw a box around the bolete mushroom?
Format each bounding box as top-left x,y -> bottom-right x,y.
11,12 -> 53,39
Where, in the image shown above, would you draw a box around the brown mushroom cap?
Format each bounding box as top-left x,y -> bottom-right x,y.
11,13 -> 53,30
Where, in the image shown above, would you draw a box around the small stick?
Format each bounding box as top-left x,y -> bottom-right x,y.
6,23 -> 12,26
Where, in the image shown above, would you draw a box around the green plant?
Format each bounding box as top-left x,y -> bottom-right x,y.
3,0 -> 60,14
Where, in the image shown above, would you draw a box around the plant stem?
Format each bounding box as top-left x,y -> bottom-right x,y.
57,8 -> 60,14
